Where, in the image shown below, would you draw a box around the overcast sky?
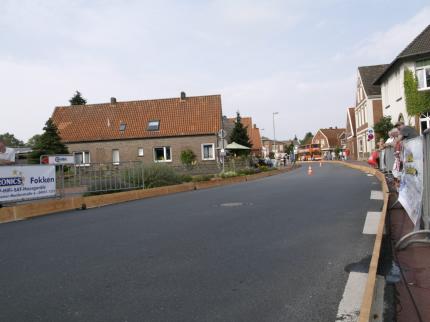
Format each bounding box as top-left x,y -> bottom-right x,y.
1,0 -> 430,142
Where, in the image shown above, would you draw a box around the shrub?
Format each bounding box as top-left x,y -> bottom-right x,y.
237,167 -> 260,176
192,174 -> 214,182
180,174 -> 193,182
180,149 -> 197,168
143,164 -> 182,188
220,171 -> 238,178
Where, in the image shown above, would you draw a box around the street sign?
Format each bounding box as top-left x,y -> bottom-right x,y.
40,155 -> 75,165
218,129 -> 226,139
367,128 -> 374,141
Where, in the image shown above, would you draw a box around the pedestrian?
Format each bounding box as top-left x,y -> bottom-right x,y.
377,138 -> 386,172
0,139 -> 16,165
390,128 -> 402,189
394,121 -> 419,140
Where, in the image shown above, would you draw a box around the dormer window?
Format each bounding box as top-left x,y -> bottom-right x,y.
119,123 -> 126,131
148,120 -> 160,131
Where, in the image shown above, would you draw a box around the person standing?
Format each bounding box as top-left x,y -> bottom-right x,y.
0,139 -> 16,165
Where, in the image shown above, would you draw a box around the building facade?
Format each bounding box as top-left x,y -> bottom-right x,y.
345,107 -> 358,160
312,127 -> 346,158
355,65 -> 387,160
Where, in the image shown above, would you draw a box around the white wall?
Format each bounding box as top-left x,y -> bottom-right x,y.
381,61 -> 416,126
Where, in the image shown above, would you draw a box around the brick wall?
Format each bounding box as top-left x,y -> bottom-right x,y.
66,135 -> 218,166
312,131 -> 327,148
372,100 -> 383,124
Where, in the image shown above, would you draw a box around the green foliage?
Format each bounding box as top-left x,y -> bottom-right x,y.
26,134 -> 42,148
334,146 -> 341,157
69,90 -> 87,105
180,174 -> 193,182
373,116 -> 394,141
404,69 -> 430,116
0,132 -> 25,147
192,174 -> 214,182
237,168 -> 261,175
229,112 -> 252,155
300,132 -> 313,145
143,164 -> 182,188
284,143 -> 294,154
180,149 -> 196,168
29,118 -> 69,162
220,171 -> 238,178
269,151 -> 275,159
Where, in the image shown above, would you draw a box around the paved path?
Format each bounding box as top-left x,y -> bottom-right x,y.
0,164 -> 382,322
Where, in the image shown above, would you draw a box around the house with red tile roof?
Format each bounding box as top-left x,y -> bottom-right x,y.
51,92 -> 223,166
312,127 -> 346,159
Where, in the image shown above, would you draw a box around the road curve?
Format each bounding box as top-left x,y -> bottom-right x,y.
0,163 -> 382,322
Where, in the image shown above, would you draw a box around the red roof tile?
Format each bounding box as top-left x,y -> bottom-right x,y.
52,95 -> 222,143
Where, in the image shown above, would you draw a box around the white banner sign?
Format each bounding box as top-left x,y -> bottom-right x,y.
40,155 -> 75,165
398,137 -> 423,226
0,165 -> 56,203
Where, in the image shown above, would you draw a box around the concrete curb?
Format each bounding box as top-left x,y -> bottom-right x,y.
0,165 -> 299,224
323,161 -> 389,322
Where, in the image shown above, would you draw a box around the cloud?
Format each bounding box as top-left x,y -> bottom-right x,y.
352,6 -> 430,64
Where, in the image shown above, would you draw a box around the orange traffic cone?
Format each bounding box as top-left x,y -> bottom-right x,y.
308,165 -> 313,176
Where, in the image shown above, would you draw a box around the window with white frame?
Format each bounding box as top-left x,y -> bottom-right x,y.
154,146 -> 171,162
202,143 -> 215,160
112,149 -> 120,165
73,151 -> 90,165
420,112 -> 430,132
416,60 -> 430,90
147,120 -> 160,131
138,147 -> 144,157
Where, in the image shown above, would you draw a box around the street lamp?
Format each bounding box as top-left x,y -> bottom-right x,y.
272,112 -> 279,154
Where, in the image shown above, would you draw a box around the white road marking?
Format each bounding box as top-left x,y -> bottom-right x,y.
335,272 -> 368,322
366,174 -> 374,177
370,190 -> 384,200
362,212 -> 381,235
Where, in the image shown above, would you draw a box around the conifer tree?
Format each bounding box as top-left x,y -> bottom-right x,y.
29,118 -> 68,162
229,112 -> 252,155
69,90 -> 87,105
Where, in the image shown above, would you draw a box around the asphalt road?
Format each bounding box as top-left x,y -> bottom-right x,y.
0,164 -> 382,322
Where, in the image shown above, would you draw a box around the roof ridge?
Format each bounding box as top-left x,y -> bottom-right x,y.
398,24 -> 430,58
55,94 -> 221,109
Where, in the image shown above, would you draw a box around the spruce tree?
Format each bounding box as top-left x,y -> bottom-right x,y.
229,112 -> 252,155
69,90 -> 87,105
29,118 -> 69,162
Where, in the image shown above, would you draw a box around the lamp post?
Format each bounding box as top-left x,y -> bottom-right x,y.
272,112 -> 279,155
260,128 -> 265,157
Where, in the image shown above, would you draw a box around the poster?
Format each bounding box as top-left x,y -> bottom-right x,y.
398,137 -> 424,226
0,165 -> 56,203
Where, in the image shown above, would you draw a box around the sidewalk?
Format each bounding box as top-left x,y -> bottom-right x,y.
386,178 -> 430,322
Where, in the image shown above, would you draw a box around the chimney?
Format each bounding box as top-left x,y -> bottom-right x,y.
111,97 -> 117,104
180,91 -> 186,100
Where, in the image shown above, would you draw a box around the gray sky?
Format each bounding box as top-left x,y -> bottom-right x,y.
1,0 -> 430,142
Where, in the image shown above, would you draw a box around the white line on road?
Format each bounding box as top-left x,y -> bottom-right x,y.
335,272 -> 368,322
370,190 -> 384,200
362,212 -> 381,235
366,174 -> 374,177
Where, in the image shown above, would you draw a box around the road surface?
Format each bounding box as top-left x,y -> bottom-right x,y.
0,163 -> 382,321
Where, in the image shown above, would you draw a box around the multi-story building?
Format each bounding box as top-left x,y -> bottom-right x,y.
374,24 -> 430,133
355,64 -> 387,160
